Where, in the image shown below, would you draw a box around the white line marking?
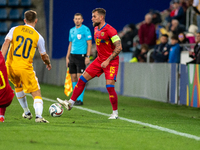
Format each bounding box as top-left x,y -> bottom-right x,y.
27,94 -> 200,141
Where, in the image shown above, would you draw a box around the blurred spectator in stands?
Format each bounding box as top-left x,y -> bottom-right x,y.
193,0 -> 200,32
138,13 -> 156,49
166,0 -> 186,25
186,24 -> 198,43
168,35 -> 181,63
150,9 -> 169,44
119,23 -> 138,52
180,0 -> 189,12
187,32 -> 200,64
150,9 -> 162,25
178,32 -> 190,43
178,32 -> 190,51
129,44 -> 149,63
170,19 -> 186,37
153,34 -> 170,62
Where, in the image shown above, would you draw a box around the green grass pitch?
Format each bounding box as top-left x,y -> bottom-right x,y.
0,84 -> 200,150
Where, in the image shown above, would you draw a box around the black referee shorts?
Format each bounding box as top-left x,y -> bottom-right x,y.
68,54 -> 86,74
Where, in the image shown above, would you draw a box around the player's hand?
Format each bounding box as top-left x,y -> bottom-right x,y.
46,63 -> 52,70
101,59 -> 110,68
85,57 -> 90,65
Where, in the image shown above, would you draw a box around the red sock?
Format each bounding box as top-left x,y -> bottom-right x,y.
0,107 -> 6,116
106,86 -> 118,110
71,76 -> 87,101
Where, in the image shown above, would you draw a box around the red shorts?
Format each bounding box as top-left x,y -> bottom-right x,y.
85,57 -> 119,81
0,52 -> 14,107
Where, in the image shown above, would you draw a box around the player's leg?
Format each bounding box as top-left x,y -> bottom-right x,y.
15,86 -> 32,119
71,73 -> 78,89
0,107 -> 6,122
57,59 -> 102,110
104,63 -> 119,119
106,79 -> 118,119
21,68 -> 48,123
31,90 -> 49,123
57,71 -> 92,110
6,66 -> 32,119
74,54 -> 86,105
75,73 -> 85,105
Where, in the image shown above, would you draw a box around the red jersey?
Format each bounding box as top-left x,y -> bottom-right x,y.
0,51 -> 14,106
94,23 -> 119,64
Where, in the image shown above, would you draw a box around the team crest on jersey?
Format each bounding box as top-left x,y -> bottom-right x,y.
101,32 -> 104,36
77,34 -> 82,39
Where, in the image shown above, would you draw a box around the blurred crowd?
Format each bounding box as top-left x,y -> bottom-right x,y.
89,0 -> 200,64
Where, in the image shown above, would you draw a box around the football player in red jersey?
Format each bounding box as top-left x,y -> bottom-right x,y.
0,51 -> 14,122
57,8 -> 122,119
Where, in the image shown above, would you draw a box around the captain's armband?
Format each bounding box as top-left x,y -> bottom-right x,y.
111,35 -> 120,43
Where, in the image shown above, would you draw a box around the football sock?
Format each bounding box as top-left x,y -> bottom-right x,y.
34,96 -> 43,118
113,110 -> 118,115
71,75 -> 87,102
106,85 -> 118,111
69,99 -> 75,107
15,88 -> 30,114
0,107 -> 6,117
73,80 -> 85,102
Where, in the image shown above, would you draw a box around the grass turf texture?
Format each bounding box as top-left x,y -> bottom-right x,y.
0,84 -> 200,150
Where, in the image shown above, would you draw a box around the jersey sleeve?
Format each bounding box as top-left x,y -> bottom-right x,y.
5,27 -> 16,41
85,27 -> 92,41
69,29 -> 72,42
107,26 -> 120,43
37,34 -> 46,55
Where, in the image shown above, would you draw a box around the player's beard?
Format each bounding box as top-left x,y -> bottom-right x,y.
93,22 -> 100,27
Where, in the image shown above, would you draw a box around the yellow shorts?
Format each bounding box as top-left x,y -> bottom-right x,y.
7,65 -> 40,93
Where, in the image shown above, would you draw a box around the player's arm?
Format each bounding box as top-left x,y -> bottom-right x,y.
1,39 -> 11,58
85,40 -> 92,65
66,42 -> 72,67
41,53 -> 51,70
37,35 -> 51,70
101,35 -> 122,68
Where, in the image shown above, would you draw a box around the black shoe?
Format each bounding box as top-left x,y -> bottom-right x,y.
74,100 -> 83,105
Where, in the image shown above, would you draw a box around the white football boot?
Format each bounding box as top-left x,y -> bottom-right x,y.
35,117 -> 49,123
22,112 -> 33,120
108,113 -> 118,119
57,98 -> 72,110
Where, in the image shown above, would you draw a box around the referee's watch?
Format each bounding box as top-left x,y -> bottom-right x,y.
86,55 -> 90,58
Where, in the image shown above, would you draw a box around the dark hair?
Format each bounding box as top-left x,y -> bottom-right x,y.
171,35 -> 179,40
74,13 -> 83,19
24,10 -> 37,23
92,8 -> 106,18
162,34 -> 169,38
141,44 -> 149,51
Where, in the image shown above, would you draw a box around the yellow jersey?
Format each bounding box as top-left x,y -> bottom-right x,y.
5,24 -> 46,69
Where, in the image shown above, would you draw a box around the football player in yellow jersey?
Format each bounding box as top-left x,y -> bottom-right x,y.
1,10 -> 51,123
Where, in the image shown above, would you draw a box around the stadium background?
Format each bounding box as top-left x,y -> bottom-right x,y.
43,0 -> 170,59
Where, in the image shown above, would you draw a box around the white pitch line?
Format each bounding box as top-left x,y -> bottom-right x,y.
27,94 -> 200,141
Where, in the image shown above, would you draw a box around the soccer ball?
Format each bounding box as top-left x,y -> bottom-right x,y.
49,103 -> 64,117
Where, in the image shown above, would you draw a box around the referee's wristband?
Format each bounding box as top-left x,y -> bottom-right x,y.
86,55 -> 90,58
